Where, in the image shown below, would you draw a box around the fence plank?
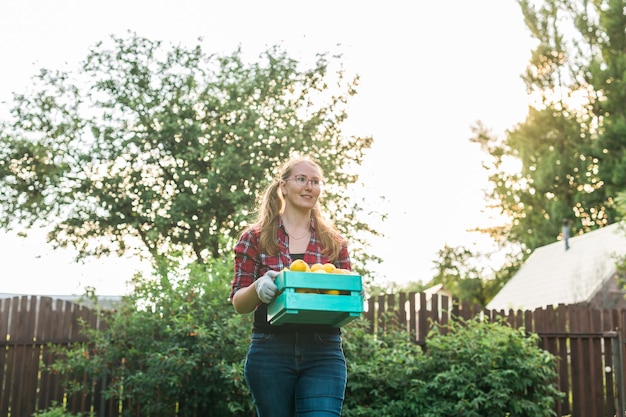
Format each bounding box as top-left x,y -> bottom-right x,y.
8,297 -> 27,415
602,309 -> 617,417
385,293 -> 396,331
408,292 -> 417,342
590,309 -> 604,417
365,296 -> 375,333
37,296 -> 56,411
0,298 -> 11,416
17,297 -> 39,417
398,292 -> 407,332
417,292 -> 428,344
430,294 -> 440,331
573,308 -> 589,415
556,304 -> 571,416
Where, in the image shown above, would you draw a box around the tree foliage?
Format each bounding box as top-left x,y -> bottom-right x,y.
0,32 -> 375,270
567,0 -> 626,200
426,244 -> 510,307
430,0 -> 626,305
469,0 -> 626,255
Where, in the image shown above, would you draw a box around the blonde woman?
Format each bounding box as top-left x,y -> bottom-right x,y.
230,154 -> 352,417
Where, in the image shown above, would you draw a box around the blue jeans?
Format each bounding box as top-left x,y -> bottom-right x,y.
244,332 -> 347,417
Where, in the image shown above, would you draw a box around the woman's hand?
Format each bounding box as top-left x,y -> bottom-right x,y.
255,270 -> 279,303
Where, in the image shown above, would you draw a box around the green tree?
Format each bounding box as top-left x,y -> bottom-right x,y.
471,107 -> 596,253
0,32 -> 376,272
587,3 -> 626,201
451,0 -> 626,289
426,243 -> 515,307
433,0 -> 626,304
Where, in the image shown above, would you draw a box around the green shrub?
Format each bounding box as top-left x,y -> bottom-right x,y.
414,316 -> 564,417
342,315 -> 564,417
49,260 -> 255,417
32,402 -> 85,417
342,316 -> 424,416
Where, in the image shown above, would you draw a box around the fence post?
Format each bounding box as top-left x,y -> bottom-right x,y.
614,330 -> 626,417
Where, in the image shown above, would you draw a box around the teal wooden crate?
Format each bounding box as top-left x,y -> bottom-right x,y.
267,270 -> 364,327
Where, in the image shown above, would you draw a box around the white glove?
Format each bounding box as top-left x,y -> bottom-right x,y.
255,270 -> 280,303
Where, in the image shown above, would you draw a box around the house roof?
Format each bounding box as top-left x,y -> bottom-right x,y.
422,283 -> 452,298
487,222 -> 626,311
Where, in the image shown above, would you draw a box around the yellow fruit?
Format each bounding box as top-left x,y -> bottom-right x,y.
296,288 -> 317,293
290,259 -> 308,272
322,263 -> 336,273
310,263 -> 325,272
324,290 -> 340,295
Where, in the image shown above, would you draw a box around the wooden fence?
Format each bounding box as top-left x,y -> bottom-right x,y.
0,296 -> 114,417
1,293 -> 625,417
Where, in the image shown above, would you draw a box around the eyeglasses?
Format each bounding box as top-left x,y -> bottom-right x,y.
285,175 -> 324,189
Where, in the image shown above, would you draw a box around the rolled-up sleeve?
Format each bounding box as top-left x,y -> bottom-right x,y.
230,228 -> 259,301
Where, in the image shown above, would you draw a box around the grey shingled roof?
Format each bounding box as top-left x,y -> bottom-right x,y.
487,222 -> 626,311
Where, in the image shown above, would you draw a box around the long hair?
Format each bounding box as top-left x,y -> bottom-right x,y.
246,154 -> 344,260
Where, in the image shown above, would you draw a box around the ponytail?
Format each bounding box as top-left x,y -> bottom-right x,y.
256,180 -> 284,255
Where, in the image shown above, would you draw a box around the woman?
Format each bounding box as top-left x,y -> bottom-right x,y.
230,154 -> 352,417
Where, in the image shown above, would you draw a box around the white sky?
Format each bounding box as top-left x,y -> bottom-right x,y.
0,0 -> 535,295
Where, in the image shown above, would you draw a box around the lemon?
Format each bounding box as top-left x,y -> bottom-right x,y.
289,259 -> 308,272
310,263 -> 325,272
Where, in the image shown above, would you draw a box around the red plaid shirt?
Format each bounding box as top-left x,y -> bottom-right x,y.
230,217 -> 351,300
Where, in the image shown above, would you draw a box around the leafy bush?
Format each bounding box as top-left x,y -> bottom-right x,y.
342,315 -> 564,417
342,316 -> 425,416
413,317 -> 565,417
32,402 -> 85,417
49,260 -> 255,417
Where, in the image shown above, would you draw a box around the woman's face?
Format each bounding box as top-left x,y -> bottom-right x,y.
281,161 -> 323,211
